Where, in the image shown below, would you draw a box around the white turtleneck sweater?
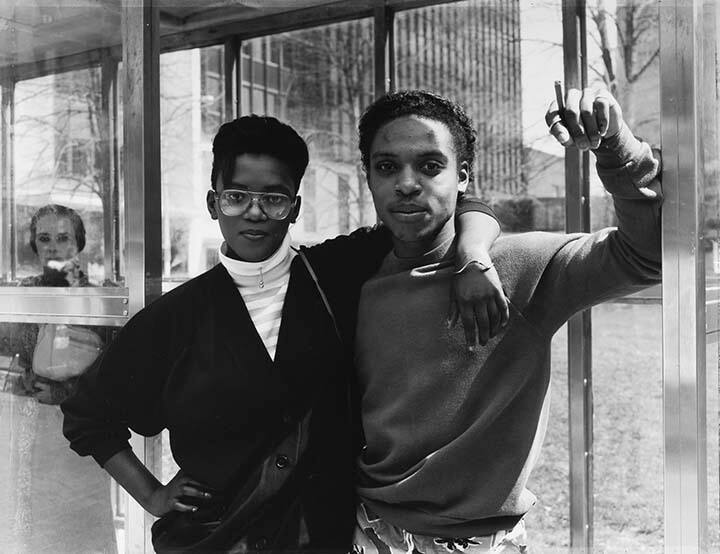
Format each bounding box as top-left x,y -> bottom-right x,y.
219,234 -> 296,360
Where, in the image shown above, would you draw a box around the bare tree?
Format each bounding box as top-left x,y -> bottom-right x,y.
275,21 -> 375,232
589,0 -> 659,129
11,67 -> 113,276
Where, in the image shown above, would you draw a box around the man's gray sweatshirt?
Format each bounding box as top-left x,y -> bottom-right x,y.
354,124 -> 662,538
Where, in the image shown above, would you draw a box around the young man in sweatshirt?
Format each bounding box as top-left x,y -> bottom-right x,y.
352,88 -> 661,553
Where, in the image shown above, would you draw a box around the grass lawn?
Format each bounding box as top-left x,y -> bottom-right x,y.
525,302 -> 720,553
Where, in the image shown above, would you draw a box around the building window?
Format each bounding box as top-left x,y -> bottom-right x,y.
239,37 -> 282,116
200,45 -> 225,136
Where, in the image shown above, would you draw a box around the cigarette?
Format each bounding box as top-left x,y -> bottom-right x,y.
554,80 -> 564,112
47,260 -> 66,270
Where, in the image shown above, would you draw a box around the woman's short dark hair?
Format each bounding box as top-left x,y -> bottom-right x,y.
358,90 -> 477,185
210,115 -> 309,192
29,204 -> 86,254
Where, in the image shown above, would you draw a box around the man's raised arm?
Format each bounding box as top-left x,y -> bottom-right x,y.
523,87 -> 662,334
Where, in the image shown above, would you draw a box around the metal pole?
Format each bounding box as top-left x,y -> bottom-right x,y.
561,0 -> 593,551
100,56 -> 118,282
121,1 -> 161,551
374,4 -> 394,97
659,0 -> 708,551
0,81 -> 15,282
238,39 -> 245,117
224,37 -> 237,120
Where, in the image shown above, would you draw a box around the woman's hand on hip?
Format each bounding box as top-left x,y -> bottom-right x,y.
146,470 -> 214,517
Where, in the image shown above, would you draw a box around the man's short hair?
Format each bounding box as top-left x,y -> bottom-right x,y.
29,204 -> 86,254
210,115 -> 309,192
358,90 -> 476,185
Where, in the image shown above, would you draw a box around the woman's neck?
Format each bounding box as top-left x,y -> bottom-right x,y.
220,234 -> 291,273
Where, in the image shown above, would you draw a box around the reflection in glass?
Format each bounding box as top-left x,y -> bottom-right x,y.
704,6 -> 720,546
3,65 -> 123,287
160,47 -> 226,284
241,20 -> 376,244
584,0 -> 664,550
0,204 -> 118,551
706,331 -> 720,551
0,321 -> 117,553
0,5 -> 126,550
396,2 -> 523,201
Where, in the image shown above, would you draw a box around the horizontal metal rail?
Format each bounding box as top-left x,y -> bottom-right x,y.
0,287 -> 129,325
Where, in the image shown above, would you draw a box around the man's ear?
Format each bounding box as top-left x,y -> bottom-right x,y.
457,161 -> 469,193
361,164 -> 373,190
207,190 -> 219,220
288,195 -> 302,224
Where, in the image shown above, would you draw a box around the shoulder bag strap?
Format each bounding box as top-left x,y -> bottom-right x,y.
293,247 -> 343,345
293,246 -> 366,454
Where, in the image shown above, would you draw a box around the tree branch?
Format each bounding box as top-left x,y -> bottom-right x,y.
627,47 -> 659,84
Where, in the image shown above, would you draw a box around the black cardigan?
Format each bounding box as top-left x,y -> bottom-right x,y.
62,226 -> 393,551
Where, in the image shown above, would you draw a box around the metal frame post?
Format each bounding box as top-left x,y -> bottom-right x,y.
1,81 -> 15,282
100,56 -> 120,282
659,0 -> 708,551
561,0 -> 593,551
224,37 -> 237,120
374,4 -> 395,97
122,0 -> 162,315
121,1 -> 161,551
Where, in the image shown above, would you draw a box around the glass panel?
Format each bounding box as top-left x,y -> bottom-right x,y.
3,67 -> 124,287
707,316 -> 720,552
0,321 -> 120,552
396,2 -> 528,203
241,19 -> 375,244
160,46 -> 226,288
590,303 -> 663,551
0,3 -> 128,552
585,1 -> 663,550
513,9 -> 567,543
705,3 -> 720,550
157,44 -> 230,497
395,1 -> 568,547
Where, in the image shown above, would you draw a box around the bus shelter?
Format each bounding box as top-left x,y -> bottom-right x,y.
0,0 -> 717,551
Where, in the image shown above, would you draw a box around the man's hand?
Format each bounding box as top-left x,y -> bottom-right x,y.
144,470 -> 214,517
449,261 -> 509,350
546,87 -> 623,150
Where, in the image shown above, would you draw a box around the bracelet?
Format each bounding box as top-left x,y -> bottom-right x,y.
454,260 -> 495,275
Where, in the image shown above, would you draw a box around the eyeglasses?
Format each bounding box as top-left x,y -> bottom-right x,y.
214,189 -> 296,220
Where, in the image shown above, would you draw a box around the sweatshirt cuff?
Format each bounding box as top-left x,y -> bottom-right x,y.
595,123 -> 661,199
455,193 -> 498,220
93,442 -> 132,468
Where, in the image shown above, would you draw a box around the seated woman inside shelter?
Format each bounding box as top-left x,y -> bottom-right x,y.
61,115 -> 507,552
1,204 -> 105,404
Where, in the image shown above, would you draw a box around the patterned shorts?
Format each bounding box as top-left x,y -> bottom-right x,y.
352,503 -> 528,554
